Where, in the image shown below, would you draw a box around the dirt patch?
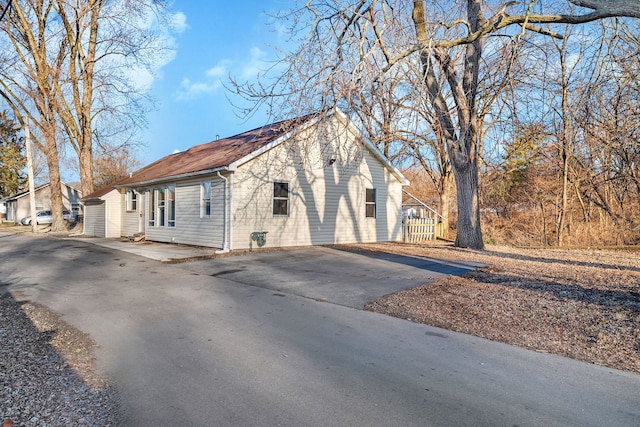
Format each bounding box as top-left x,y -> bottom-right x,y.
358,242 -> 640,374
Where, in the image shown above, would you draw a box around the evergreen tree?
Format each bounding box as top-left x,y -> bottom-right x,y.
0,111 -> 26,197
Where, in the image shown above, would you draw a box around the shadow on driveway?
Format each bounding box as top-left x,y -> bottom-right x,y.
180,246 -> 484,308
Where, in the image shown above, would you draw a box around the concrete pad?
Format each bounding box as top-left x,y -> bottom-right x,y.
66,236 -> 216,262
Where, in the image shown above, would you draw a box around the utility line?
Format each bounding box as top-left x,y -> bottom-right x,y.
0,0 -> 12,23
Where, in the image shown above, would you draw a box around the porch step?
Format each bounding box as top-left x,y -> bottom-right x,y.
132,232 -> 145,242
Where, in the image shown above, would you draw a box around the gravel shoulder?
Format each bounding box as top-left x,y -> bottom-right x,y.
362,242 -> 640,375
0,292 -> 119,426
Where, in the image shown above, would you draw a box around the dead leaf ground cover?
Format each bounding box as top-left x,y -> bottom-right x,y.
359,242 -> 640,375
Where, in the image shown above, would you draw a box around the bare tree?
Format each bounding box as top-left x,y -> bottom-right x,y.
52,0 -> 168,196
576,21 -> 640,239
480,17 -> 640,247
92,144 -> 141,188
233,0 -> 640,249
0,0 -> 172,230
347,61 -> 455,235
0,0 -> 68,230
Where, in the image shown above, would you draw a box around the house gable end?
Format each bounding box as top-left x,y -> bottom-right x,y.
229,108 -> 408,188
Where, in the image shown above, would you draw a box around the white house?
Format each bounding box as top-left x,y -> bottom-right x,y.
81,108 -> 409,250
4,182 -> 82,223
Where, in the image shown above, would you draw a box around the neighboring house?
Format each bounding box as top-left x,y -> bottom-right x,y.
81,108 -> 409,250
4,182 -> 83,223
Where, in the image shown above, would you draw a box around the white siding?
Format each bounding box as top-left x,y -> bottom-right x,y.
143,178 -> 226,248
231,116 -> 404,250
104,189 -> 122,238
83,201 -> 105,237
121,190 -> 140,237
7,183 -> 81,223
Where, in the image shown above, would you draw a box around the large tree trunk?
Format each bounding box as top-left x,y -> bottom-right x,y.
79,143 -> 94,196
412,0 -> 486,249
43,124 -> 65,232
439,171 -> 453,239
451,149 -> 484,249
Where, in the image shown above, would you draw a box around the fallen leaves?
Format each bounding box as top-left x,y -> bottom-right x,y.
361,243 -> 640,374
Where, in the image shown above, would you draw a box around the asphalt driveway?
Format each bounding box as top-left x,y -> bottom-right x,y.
179,246 -> 484,308
2,233 -> 639,426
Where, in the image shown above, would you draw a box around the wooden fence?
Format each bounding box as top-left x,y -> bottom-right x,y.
403,217 -> 445,243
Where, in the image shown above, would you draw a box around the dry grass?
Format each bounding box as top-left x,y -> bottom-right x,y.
360,242 -> 640,374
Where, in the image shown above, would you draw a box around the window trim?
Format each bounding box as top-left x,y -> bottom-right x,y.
365,188 -> 376,218
167,185 -> 176,228
148,186 -> 176,228
156,188 -> 166,227
147,189 -> 155,227
125,189 -> 138,212
273,182 -> 289,216
201,181 -> 211,218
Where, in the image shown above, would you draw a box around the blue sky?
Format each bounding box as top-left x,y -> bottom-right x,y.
140,1 -> 293,165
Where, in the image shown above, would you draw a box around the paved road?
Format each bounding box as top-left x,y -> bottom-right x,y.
1,233 -> 639,426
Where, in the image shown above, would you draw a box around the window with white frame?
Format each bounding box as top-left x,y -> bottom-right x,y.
273,182 -> 289,216
201,181 -> 211,218
125,189 -> 137,212
148,190 -> 155,226
148,186 -> 176,227
156,188 -> 166,227
365,188 -> 376,218
167,185 -> 176,227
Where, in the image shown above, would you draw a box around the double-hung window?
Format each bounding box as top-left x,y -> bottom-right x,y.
201,181 -> 211,218
365,188 -> 376,218
148,186 -> 176,227
273,182 -> 289,216
148,190 -> 155,226
167,185 -> 176,227
156,188 -> 166,227
126,189 -> 137,212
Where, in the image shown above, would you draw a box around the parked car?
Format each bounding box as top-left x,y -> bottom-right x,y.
20,210 -> 74,225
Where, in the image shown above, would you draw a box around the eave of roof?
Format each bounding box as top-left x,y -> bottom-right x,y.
82,114 -> 317,200
82,108 -> 409,200
6,182 -> 82,201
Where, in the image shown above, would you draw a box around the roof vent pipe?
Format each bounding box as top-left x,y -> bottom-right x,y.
216,135 -> 220,141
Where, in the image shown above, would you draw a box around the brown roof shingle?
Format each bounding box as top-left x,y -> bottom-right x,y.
83,114 -> 315,200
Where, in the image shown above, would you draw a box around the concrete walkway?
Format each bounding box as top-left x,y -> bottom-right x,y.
65,236 -> 218,262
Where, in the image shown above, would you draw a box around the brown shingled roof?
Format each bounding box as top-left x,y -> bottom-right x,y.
83,113 -> 316,200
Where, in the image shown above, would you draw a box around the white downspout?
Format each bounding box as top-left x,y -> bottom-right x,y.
215,171 -> 230,254
228,171 -> 234,251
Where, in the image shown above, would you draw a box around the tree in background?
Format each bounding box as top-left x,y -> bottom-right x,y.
575,21 -> 640,242
480,18 -> 640,246
0,0 -> 174,231
0,110 -> 25,197
234,0 -> 640,249
92,144 -> 141,189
